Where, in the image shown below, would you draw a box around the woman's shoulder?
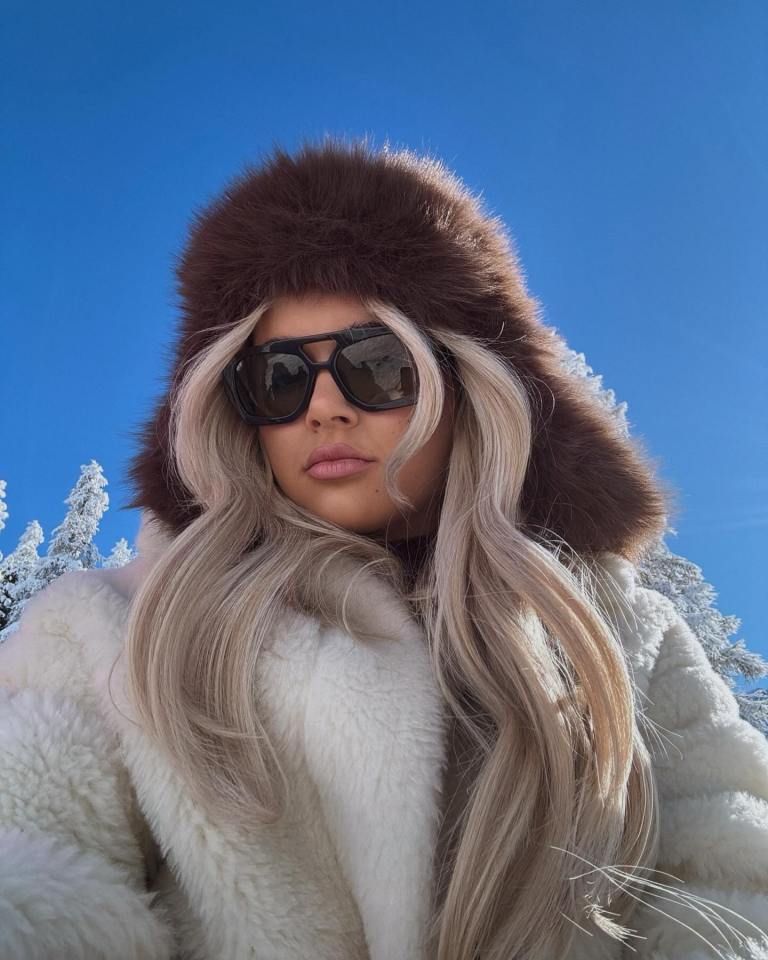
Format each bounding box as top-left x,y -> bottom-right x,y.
591,550 -> 681,691
0,569 -> 129,703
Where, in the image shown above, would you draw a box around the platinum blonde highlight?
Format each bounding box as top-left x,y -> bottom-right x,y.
125,296 -> 677,958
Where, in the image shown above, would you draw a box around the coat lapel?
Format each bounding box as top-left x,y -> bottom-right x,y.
284,605 -> 448,959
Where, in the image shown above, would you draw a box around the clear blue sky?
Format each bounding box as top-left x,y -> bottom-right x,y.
2,2 -> 766,686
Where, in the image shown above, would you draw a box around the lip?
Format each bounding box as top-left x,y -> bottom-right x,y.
306,458 -> 375,480
305,442 -> 374,470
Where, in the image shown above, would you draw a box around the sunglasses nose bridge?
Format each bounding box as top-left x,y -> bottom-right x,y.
303,356 -> 348,404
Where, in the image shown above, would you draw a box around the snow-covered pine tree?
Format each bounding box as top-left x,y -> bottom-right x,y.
0,520 -> 44,635
0,460 -> 134,640
0,479 -> 14,633
40,458 -> 110,577
0,480 -> 7,534
102,536 -> 136,569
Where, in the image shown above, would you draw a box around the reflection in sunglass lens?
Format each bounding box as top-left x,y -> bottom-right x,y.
236,353 -> 309,419
337,333 -> 416,404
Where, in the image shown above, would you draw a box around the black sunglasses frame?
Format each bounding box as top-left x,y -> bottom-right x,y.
222,324 -> 451,426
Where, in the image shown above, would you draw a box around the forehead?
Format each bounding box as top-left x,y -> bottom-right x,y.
253,294 -> 376,346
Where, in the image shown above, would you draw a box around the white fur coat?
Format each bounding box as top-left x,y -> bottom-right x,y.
1,522 -> 768,959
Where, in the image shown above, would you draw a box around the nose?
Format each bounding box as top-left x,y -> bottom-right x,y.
304,364 -> 359,424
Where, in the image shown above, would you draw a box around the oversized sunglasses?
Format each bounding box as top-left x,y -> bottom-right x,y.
222,324 -> 453,426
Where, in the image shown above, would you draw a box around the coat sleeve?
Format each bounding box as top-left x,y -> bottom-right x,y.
0,572 -> 176,960
624,581 -> 768,959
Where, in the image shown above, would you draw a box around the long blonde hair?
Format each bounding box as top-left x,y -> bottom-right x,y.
125,296 -> 669,959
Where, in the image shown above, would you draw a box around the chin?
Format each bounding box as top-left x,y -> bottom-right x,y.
328,516 -> 387,535
278,480 -> 393,535
313,508 -> 391,536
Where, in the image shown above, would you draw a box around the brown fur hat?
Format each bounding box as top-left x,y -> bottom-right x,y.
124,136 -> 676,562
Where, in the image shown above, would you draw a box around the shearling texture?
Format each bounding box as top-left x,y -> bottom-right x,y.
0,829 -> 175,960
1,545 -> 767,959
625,611 -> 768,958
123,136 -> 674,562
0,685 -> 175,959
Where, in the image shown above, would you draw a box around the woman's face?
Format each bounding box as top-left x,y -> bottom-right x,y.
254,293 -> 455,540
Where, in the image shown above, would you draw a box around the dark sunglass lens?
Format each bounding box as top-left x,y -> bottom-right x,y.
337,333 -> 416,404
235,353 -> 309,418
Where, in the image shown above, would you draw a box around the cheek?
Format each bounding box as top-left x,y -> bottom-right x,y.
399,408 -> 454,485
373,408 -> 414,448
257,426 -> 298,475
413,430 -> 451,483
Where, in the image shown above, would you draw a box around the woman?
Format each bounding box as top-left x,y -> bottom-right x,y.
1,137 -> 767,960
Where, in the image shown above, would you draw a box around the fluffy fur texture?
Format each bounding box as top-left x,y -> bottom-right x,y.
0,828 -> 174,960
123,136 -> 675,561
1,531 -> 767,959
